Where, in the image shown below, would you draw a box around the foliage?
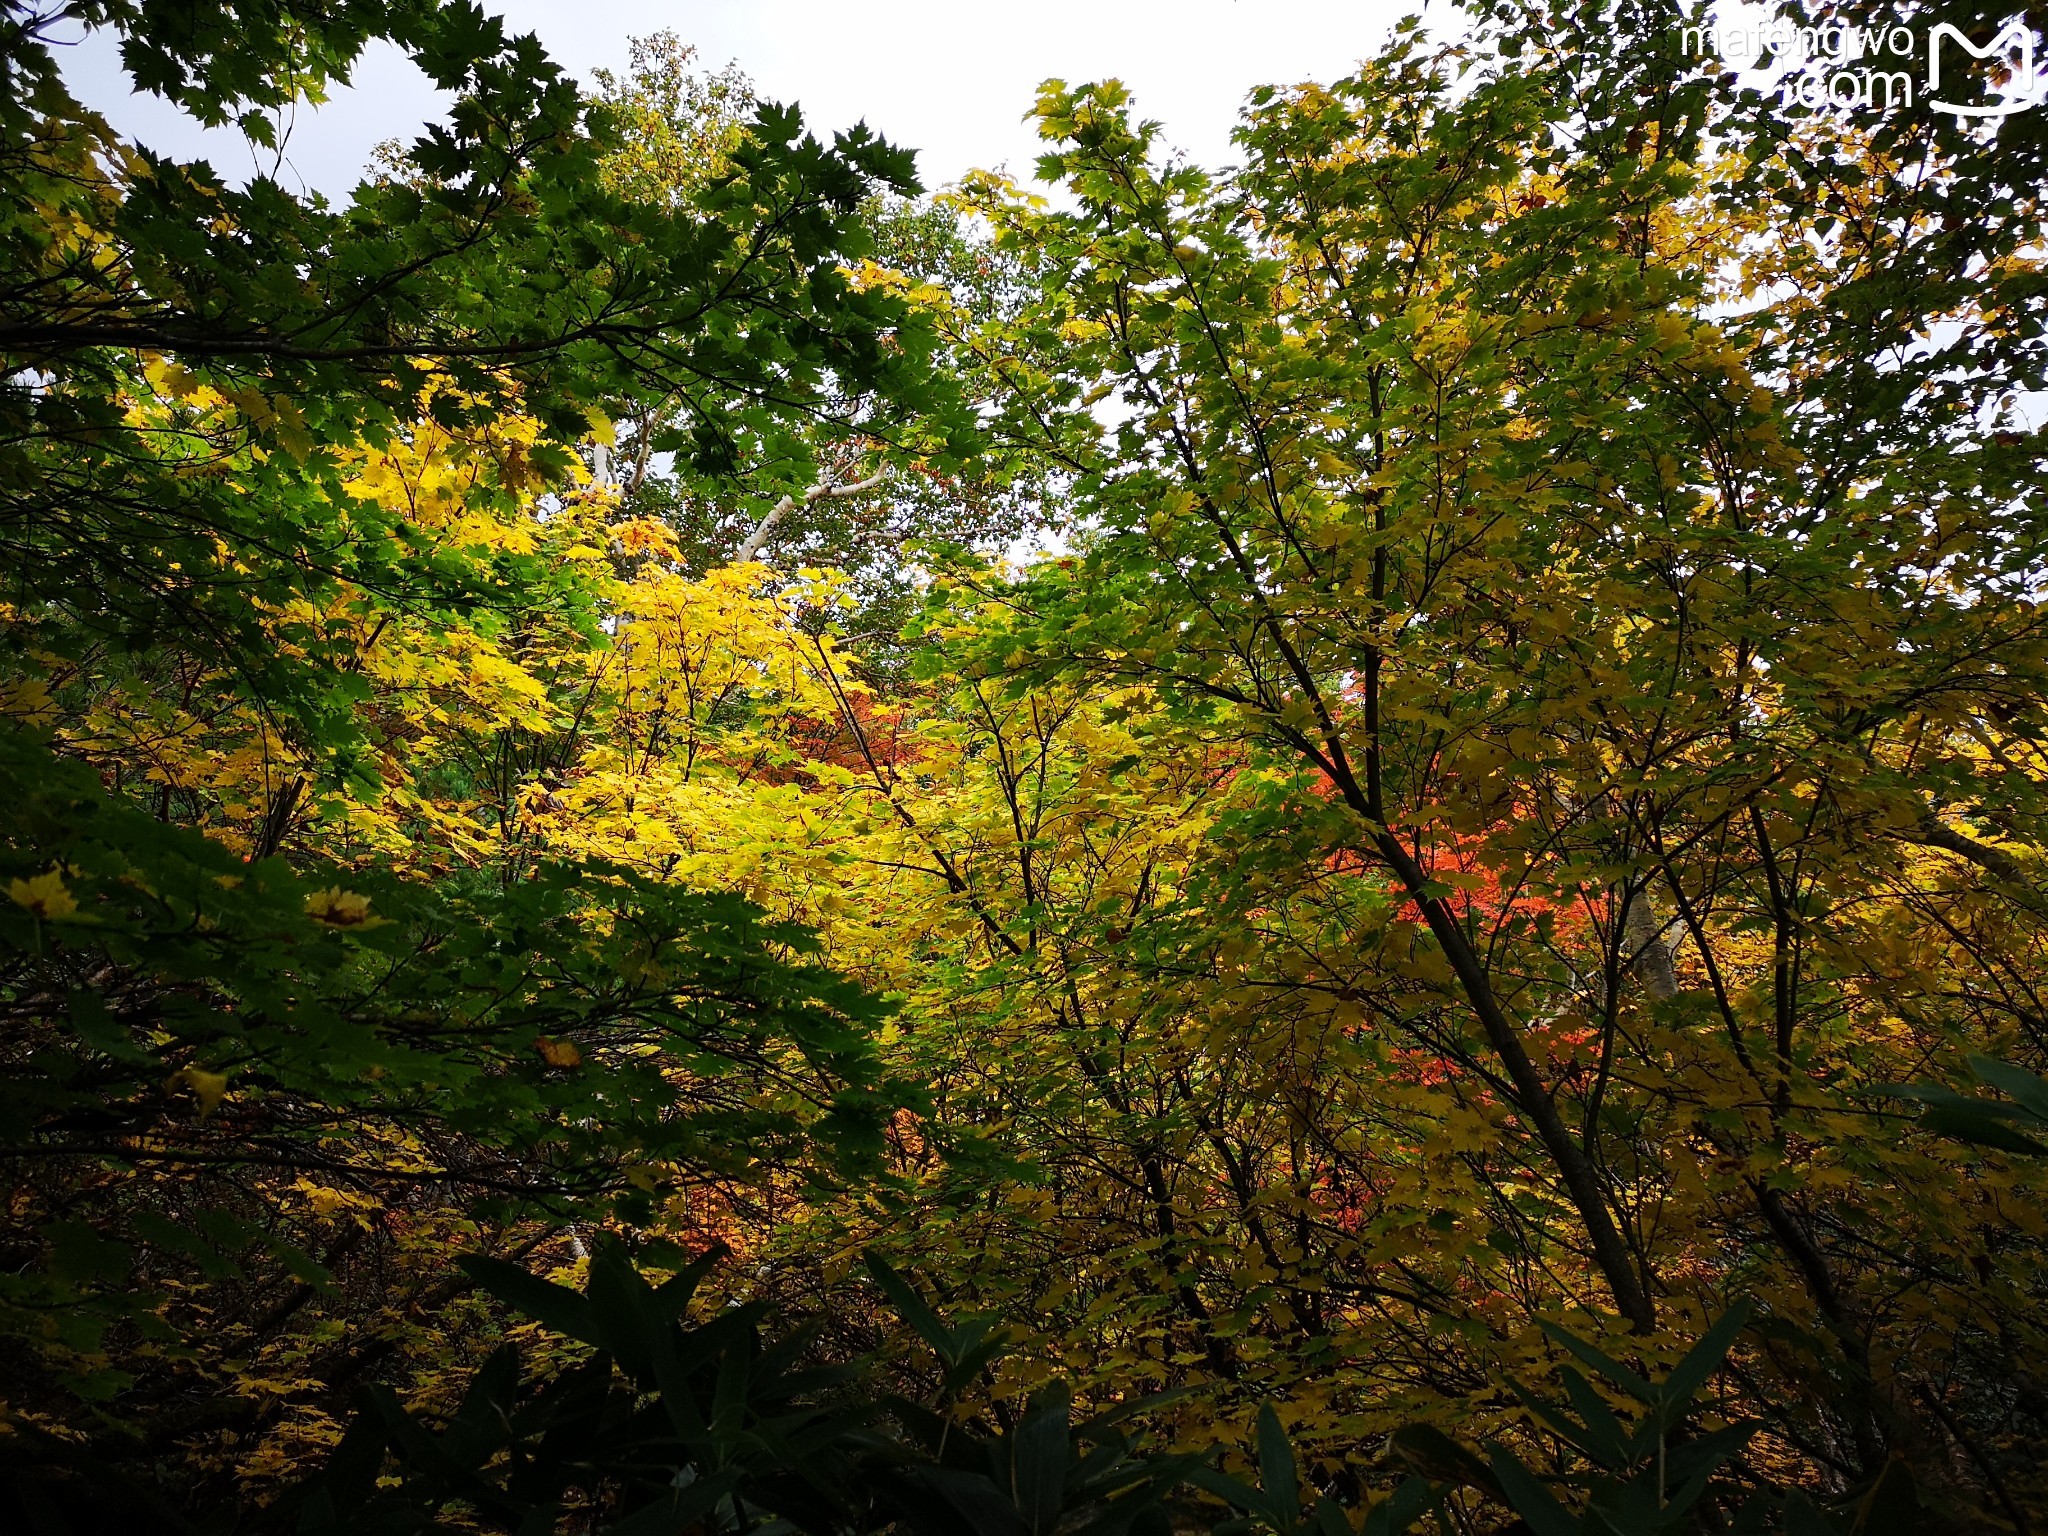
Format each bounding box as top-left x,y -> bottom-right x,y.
0,0 -> 955,1510
4,0 -> 2047,1530
275,1256 -> 1885,1536
1887,1056 -> 2048,1157
276,1244 -> 1199,1536
570,35 -> 1052,657
810,17 -> 2045,1523
24,1242 -> 1824,1536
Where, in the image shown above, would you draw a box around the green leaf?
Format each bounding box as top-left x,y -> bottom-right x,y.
45,1222 -> 133,1286
1013,1383 -> 1071,1536
1525,1365 -> 1628,1466
1485,1446 -> 1582,1536
1253,1404 -> 1298,1522
266,1238 -> 338,1294
650,1242 -> 727,1320
66,990 -> 157,1067
864,1249 -> 958,1361
1386,1425 -> 1499,1494
1966,1055 -> 2048,1124
131,1209 -> 242,1281
1657,1300 -> 1752,1417
1536,1321 -> 1656,1404
1918,1106 -> 2048,1156
1360,1478 -> 1436,1536
1844,1455 -> 1923,1536
459,1253 -> 597,1343
603,1473 -> 743,1536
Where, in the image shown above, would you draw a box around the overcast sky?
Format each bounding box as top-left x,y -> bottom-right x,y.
56,0 -> 1433,200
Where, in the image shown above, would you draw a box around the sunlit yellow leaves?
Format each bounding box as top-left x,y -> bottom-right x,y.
143,356 -> 202,400
613,516 -> 682,563
339,406 -> 551,553
288,1179 -> 379,1223
620,1162 -> 666,1191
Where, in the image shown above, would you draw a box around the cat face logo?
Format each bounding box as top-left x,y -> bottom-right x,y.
1928,20 -> 2041,117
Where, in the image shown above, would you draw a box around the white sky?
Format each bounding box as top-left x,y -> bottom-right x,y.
56,0 -> 1433,200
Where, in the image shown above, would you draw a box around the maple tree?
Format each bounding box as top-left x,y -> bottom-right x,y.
2,0 -> 2045,1532
0,0 -> 951,1512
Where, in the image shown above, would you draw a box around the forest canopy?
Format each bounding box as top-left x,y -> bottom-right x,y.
2,1 -> 2045,1533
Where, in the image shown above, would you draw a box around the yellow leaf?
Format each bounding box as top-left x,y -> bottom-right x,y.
145,358 -> 201,399
304,887 -> 375,926
9,868 -> 76,919
535,1036 -> 583,1069
165,1066 -> 230,1118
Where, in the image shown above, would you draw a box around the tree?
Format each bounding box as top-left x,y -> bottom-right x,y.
573,35 -> 1056,668
8,0 -> 2047,1528
0,0 -> 949,1507
735,25 -> 2044,1522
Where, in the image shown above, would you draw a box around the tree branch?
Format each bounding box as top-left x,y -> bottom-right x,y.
732,469 -> 886,565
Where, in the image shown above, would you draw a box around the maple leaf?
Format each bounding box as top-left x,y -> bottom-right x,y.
304,888 -> 376,926
9,868 -> 77,919
534,1036 -> 584,1069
